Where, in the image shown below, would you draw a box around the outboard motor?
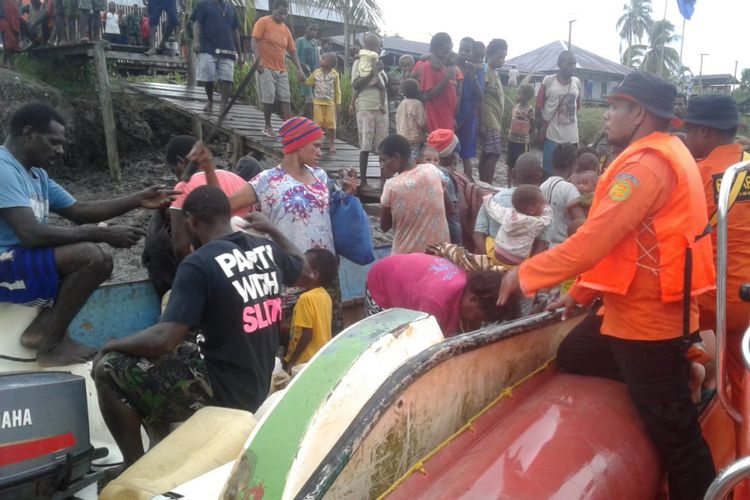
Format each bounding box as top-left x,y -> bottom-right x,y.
0,372 -> 102,499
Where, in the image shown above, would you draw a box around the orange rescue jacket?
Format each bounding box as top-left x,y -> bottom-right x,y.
578,132 -> 715,302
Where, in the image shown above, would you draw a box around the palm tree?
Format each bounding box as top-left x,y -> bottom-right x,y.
621,44 -> 646,68
301,0 -> 383,70
641,20 -> 681,79
616,0 -> 653,67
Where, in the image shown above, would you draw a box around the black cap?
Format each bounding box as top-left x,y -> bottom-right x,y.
684,95 -> 740,130
607,71 -> 678,120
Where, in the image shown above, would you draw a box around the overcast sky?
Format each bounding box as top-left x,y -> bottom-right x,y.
375,0 -> 748,80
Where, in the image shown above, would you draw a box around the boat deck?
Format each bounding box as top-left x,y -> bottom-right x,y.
126,82 -> 382,184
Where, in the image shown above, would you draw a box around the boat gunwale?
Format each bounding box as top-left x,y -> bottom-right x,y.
297,308 -> 586,499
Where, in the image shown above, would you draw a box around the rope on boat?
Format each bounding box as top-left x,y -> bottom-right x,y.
0,353 -> 37,362
377,358 -> 555,499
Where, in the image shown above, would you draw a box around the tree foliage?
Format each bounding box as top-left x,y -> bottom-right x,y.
734,68 -> 750,104
616,2 -> 684,81
299,0 -> 383,69
640,20 -> 681,78
617,0 -> 653,67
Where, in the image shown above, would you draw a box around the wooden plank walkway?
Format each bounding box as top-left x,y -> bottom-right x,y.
29,42 -> 187,74
126,82 -> 382,182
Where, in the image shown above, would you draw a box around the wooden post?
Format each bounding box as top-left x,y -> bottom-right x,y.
186,48 -> 197,87
231,134 -> 243,164
193,118 -> 203,140
92,44 -> 121,182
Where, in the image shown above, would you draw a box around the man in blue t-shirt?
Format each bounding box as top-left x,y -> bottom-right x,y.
0,103 -> 175,366
191,0 -> 243,115
93,186 -> 307,470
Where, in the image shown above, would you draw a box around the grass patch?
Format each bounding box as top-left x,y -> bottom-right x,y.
14,53 -> 95,95
579,106 -> 607,146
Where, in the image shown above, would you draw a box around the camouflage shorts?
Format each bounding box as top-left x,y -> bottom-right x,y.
100,342 -> 216,424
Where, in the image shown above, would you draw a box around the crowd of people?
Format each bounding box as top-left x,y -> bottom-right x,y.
3,0 -> 750,496
0,0 -> 184,65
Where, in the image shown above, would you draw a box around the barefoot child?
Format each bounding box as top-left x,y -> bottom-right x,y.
305,52 -> 341,153
349,33 -> 386,115
395,78 -> 427,159
284,248 -> 337,370
567,169 -> 598,217
484,185 -> 552,266
507,83 -> 535,187
566,170 -> 599,235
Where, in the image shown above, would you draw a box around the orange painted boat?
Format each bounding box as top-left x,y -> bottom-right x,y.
293,165 -> 748,499
378,160 -> 750,500
383,369 -> 735,500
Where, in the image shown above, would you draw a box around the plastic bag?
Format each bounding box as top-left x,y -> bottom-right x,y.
329,189 -> 375,265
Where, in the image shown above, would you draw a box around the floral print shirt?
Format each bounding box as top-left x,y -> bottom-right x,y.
381,163 -> 449,254
250,165 -> 334,253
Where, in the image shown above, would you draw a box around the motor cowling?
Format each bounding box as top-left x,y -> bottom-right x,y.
0,372 -> 93,499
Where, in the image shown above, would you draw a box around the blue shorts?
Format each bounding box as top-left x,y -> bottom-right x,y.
0,247 -> 59,307
148,0 -> 178,27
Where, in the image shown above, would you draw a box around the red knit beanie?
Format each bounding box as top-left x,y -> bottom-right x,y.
279,117 -> 324,154
427,129 -> 460,158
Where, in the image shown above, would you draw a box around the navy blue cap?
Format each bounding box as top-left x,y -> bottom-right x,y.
608,71 -> 678,120
684,95 -> 740,130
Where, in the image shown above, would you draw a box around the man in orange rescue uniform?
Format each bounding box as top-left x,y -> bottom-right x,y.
684,95 -> 750,449
499,71 -> 717,500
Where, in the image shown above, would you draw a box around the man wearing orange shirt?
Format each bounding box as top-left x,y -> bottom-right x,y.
252,0 -> 305,137
684,95 -> 750,427
499,72 -> 716,500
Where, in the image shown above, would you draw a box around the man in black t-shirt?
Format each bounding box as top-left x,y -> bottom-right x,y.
93,186 -> 305,469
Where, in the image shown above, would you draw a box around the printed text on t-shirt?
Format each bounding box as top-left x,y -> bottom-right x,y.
214,244 -> 283,334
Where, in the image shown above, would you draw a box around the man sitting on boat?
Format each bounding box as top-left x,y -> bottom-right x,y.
93,185 -> 309,472
499,72 -> 717,499
0,102 -> 175,366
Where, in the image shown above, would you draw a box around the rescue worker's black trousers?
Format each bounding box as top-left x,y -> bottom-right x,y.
557,313 -> 716,500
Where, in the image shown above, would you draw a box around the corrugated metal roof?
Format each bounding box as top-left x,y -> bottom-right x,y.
506,40 -> 633,77
330,34 -> 429,57
691,74 -> 740,86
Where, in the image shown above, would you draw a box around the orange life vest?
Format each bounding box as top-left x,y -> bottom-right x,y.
579,132 -> 715,303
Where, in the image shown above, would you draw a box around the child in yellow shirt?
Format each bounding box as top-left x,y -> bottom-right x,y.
305,53 -> 341,153
284,249 -> 337,370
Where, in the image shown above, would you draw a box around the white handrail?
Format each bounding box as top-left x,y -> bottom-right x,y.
704,456 -> 750,499
715,161 -> 750,423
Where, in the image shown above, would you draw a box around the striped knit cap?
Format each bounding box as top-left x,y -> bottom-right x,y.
427,129 -> 460,158
279,117 -> 324,154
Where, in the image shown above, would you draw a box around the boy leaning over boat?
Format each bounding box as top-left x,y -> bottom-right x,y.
0,103 -> 175,366
92,185 -> 313,478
